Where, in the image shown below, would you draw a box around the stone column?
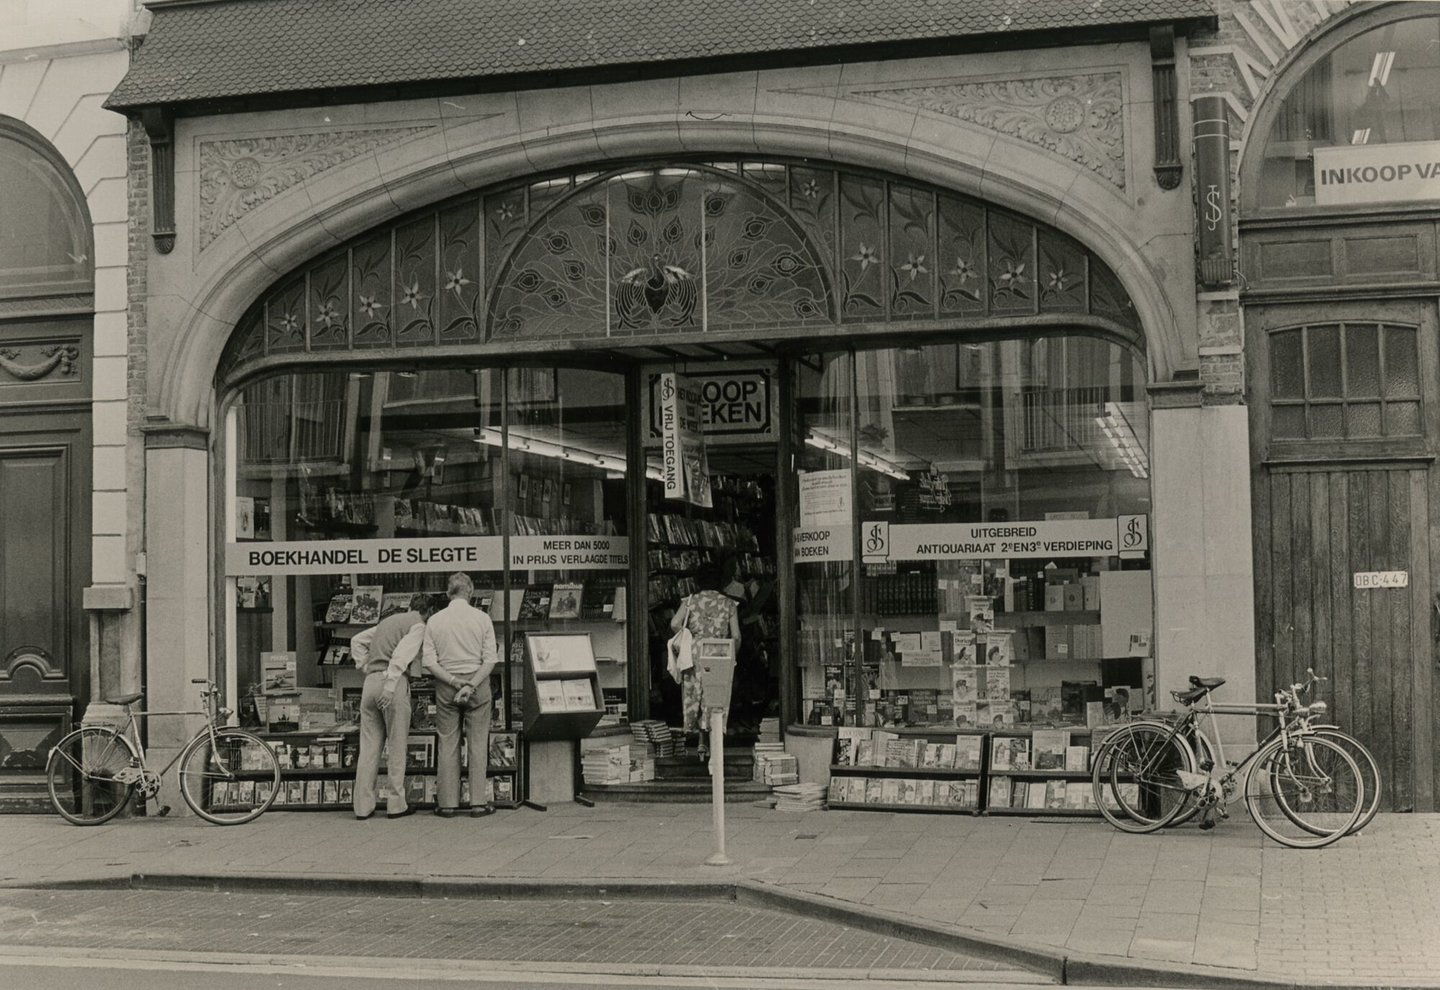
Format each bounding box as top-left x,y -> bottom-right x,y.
1149,381 -> 1257,746
143,425 -> 213,791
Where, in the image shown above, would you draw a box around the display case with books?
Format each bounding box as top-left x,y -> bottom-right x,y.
826,726 -> 987,815
251,724 -> 525,811
982,727 -> 1102,816
520,632 -> 604,741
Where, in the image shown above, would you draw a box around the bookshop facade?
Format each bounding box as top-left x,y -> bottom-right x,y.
107,0 -> 1253,811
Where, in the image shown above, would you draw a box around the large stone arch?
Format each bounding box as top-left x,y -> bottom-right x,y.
155,95 -> 1191,427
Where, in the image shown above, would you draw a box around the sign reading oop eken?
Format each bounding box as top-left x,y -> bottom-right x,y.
1353,571 -> 1408,589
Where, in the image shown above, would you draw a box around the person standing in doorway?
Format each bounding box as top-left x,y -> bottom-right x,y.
423,572 -> 498,818
670,562 -> 741,764
349,592 -> 436,820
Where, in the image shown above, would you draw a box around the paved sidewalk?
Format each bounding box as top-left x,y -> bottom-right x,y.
1,805 -> 1437,988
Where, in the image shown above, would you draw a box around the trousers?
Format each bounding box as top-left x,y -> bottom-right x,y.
435,681 -> 491,810
354,673 -> 411,817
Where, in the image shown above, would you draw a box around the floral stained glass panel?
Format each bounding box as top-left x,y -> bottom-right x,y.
838,173 -> 885,323
394,215 -> 436,344
308,253 -> 349,350
437,201 -> 481,342
352,229 -> 393,348
266,278 -> 307,354
887,184 -> 935,320
988,209 -> 1035,315
937,193 -> 985,317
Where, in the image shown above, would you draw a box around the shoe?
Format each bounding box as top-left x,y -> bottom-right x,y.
433,807 -> 456,818
386,806 -> 416,819
469,804 -> 495,818
355,813 -> 373,821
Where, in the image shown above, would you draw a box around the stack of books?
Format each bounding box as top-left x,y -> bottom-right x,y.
581,743 -> 656,785
752,744 -> 798,786
772,782 -> 826,812
630,719 -> 676,757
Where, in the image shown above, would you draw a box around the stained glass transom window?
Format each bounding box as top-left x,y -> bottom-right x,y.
219,160 -> 1140,381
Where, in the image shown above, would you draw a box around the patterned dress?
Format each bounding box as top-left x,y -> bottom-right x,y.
680,590 -> 738,735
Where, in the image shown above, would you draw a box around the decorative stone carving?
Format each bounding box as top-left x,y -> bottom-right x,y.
846,73 -> 1127,189
0,344 -> 79,382
197,126 -> 438,250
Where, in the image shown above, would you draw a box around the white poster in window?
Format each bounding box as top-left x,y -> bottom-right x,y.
798,469 -> 851,528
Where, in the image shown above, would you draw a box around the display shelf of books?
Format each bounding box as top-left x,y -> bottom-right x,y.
983,728 -> 1103,816
825,727 -> 987,814
241,728 -> 524,811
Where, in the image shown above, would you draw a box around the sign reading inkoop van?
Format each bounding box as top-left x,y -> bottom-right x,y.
1314,140 -> 1440,207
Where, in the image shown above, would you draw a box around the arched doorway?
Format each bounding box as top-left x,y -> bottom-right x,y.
216,157 -> 1154,804
0,117 -> 94,810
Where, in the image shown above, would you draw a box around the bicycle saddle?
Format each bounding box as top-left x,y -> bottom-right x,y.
105,692 -> 143,706
1171,676 -> 1225,706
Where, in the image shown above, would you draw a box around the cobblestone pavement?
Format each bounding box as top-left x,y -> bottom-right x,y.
0,887 -> 1012,975
2,805 -> 1438,986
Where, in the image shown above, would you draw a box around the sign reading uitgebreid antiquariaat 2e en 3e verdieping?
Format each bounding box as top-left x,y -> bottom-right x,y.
791,516 -> 1150,565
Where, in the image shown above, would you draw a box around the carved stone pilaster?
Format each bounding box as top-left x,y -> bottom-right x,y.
140,108 -> 175,255
1150,26 -> 1183,191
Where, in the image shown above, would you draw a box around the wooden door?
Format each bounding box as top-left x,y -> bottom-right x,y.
1249,300 -> 1439,812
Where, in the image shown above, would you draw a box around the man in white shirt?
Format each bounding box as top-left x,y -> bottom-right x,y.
348,592 -> 436,820
422,572 -> 499,817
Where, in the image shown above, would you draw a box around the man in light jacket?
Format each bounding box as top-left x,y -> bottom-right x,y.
349,592 -> 435,820
422,572 -> 498,817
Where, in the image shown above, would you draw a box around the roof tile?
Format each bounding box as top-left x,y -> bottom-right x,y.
110,0 -> 1214,109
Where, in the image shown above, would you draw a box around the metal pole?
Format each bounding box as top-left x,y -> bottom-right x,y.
705,708 -> 730,866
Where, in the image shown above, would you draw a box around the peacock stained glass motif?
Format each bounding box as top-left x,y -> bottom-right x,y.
219,158 -> 1144,379
490,167 -> 829,339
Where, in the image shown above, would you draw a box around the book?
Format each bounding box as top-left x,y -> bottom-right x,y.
897,779 -> 918,804
518,585 -> 553,620
991,737 -> 1016,772
951,631 -> 977,665
835,727 -> 868,766
945,780 -> 970,806
954,735 -> 983,771
235,496 -> 255,538
951,665 -> 979,707
260,651 -> 297,693
966,595 -> 995,634
1011,737 -> 1032,771
536,680 -> 567,712
871,730 -> 898,767
880,778 -> 901,804
493,775 -> 515,803
887,737 -> 920,769
864,778 -> 884,804
1064,783 -> 1091,810
854,739 -> 875,767
350,585 -> 383,624
322,780 -> 339,805
406,735 -> 435,770
1065,745 -> 1090,772
985,630 -> 1014,666
1026,781 -> 1048,809
488,732 -> 517,769
324,592 -> 355,624
561,678 -> 595,710
548,583 -> 583,620
984,667 -> 1011,703
1032,729 -> 1070,771
305,780 -> 324,805
337,780 -> 354,804
1011,779 -> 1028,808
1045,779 -> 1067,809
988,775 -> 1011,808
379,592 -> 412,619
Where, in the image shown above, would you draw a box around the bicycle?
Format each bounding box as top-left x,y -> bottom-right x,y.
1090,674 -> 1364,848
46,678 -> 281,826
1177,671 -> 1381,836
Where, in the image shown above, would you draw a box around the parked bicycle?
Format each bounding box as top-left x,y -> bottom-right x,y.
1090,672 -> 1365,848
46,678 -> 280,825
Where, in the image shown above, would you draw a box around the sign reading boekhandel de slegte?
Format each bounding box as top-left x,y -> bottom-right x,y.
226,535 -> 629,576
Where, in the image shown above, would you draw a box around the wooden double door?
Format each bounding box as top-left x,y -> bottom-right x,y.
1249,299 -> 1440,811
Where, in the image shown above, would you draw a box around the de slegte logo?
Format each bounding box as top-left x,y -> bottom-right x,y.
861,521 -> 890,562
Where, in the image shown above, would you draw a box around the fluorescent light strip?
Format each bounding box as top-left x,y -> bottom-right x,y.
473,428 -> 663,480
804,434 -> 910,480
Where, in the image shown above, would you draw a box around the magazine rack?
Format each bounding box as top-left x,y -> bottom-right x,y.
520,632 -> 604,741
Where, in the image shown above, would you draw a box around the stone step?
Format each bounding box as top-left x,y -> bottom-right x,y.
581,779 -> 772,804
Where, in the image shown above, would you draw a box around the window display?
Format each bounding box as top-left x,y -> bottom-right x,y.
794,337 -> 1153,738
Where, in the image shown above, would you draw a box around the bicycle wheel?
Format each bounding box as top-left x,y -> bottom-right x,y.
1094,722 -> 1196,833
1245,735 -> 1363,849
177,727 -> 280,825
46,727 -> 137,826
1311,729 -> 1381,835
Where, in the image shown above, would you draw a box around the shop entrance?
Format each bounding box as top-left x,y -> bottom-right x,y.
638,364 -> 782,744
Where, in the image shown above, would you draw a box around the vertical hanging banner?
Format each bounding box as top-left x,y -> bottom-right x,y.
659,372 -> 712,507
1193,95 -> 1233,289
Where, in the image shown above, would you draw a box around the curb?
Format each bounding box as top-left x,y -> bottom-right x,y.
8,871 -> 1434,990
